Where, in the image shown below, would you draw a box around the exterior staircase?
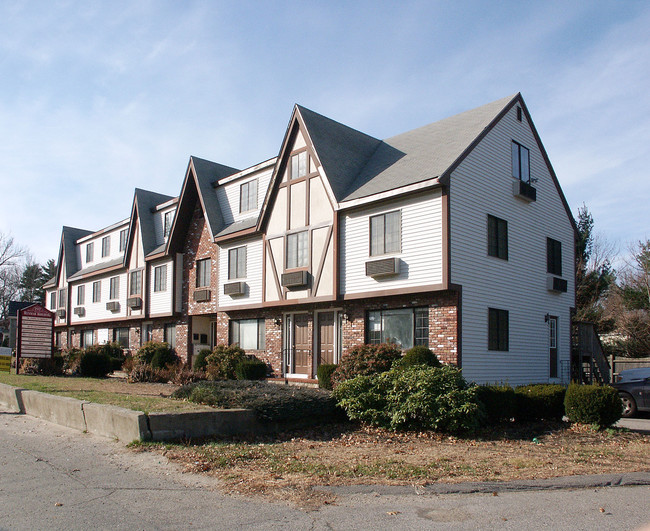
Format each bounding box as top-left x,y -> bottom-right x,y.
571,321 -> 610,384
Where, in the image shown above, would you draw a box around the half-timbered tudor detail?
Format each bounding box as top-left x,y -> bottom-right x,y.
44,93 -> 575,385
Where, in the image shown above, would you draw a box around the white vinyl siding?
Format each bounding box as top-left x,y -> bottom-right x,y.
71,272 -> 128,323
216,168 -> 273,225
449,103 -> 575,385
150,259 -> 174,315
218,238 -> 263,307
340,190 -> 444,295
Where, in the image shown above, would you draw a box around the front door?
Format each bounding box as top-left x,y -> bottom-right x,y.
293,314 -> 311,375
549,316 -> 558,378
317,312 -> 335,366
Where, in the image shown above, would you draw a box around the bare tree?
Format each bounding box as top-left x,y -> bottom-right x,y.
0,231 -> 24,270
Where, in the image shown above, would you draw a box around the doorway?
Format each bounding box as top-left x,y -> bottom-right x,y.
549,315 -> 558,379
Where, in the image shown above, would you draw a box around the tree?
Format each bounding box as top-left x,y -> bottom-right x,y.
41,259 -> 56,284
19,261 -> 44,303
0,231 -> 24,321
0,231 -> 24,270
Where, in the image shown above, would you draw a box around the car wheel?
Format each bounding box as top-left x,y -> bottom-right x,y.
619,392 -> 637,418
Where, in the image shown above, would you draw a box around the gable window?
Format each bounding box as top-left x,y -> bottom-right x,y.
511,141 -> 530,182
290,151 -> 308,180
230,319 -> 265,350
239,179 -> 258,213
109,276 -> 119,300
86,242 -> 94,263
101,236 -> 110,258
58,288 -> 67,309
196,258 -> 211,288
163,211 -> 173,238
154,265 -> 167,292
370,211 -> 401,256
129,270 -> 142,296
81,329 -> 94,348
487,214 -> 508,260
367,307 -> 429,349
92,281 -> 101,303
547,238 -> 562,276
286,231 -> 308,269
50,292 -> 57,310
77,285 -> 85,306
113,327 -> 129,348
228,247 -> 247,279
488,308 -> 509,351
119,229 -> 128,252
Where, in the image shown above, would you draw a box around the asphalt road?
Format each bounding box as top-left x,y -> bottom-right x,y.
1,409 -> 649,531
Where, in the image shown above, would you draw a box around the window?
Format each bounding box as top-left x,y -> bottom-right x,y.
129,270 -> 142,296
58,289 -> 66,309
547,238 -> 562,276
286,231 -> 308,269
370,211 -> 401,256
113,327 -> 129,348
109,276 -> 119,300
228,247 -> 247,279
488,308 -> 509,351
119,229 -> 128,252
54,331 -> 62,348
367,307 -> 429,349
290,151 -> 307,179
142,323 -> 153,345
511,141 -> 530,182
92,281 -> 101,303
230,319 -> 265,350
101,236 -> 110,257
86,242 -> 94,263
77,285 -> 85,306
239,179 -> 258,213
154,265 -> 167,292
163,211 -> 173,238
516,106 -> 522,122
164,323 -> 176,349
196,258 -> 211,288
487,214 -> 508,260
50,292 -> 57,310
82,329 -> 94,347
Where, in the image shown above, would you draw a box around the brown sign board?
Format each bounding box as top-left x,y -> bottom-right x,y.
17,304 -> 54,367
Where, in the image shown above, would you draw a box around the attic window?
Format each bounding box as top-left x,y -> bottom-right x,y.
163,211 -> 173,238
290,151 -> 307,179
239,179 -> 258,213
516,106 -> 522,122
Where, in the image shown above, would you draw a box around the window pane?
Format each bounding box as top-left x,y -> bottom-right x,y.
77,286 -> 84,305
367,311 -> 381,344
511,142 -> 520,179
258,319 -> 265,350
414,307 -> 429,346
287,233 -> 297,269
298,152 -> 307,177
385,212 -> 400,253
370,215 -> 384,256
381,309 -> 413,349
498,219 -> 508,260
297,231 -> 308,267
239,319 -> 258,349
520,146 -> 530,182
237,247 -> 247,278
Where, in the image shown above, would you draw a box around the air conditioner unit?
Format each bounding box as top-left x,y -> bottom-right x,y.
281,270 -> 309,288
365,257 -> 400,277
547,276 -> 568,293
193,289 -> 211,302
224,282 -> 245,296
106,301 -> 120,311
127,296 -> 142,309
56,309 -> 66,319
513,180 -> 537,202
73,307 -> 85,317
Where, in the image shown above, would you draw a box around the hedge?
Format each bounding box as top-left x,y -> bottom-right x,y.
564,383 -> 622,427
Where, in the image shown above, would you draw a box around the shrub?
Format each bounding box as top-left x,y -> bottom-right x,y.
135,341 -> 179,369
78,350 -> 112,378
514,384 -> 566,422
193,349 -> 212,371
317,364 -> 338,390
62,348 -> 84,374
205,345 -> 247,380
235,358 -> 268,380
19,355 -> 64,376
334,365 -> 482,433
564,383 -> 622,428
476,384 -> 517,424
126,362 -> 172,383
397,346 -> 441,368
331,343 -> 402,387
85,343 -> 126,372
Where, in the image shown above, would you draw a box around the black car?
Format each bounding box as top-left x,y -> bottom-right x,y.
611,368 -> 650,418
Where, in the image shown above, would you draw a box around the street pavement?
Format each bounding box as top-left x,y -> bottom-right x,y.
1,408 -> 649,531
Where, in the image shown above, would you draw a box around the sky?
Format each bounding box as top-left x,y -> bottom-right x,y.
1,1 -> 649,265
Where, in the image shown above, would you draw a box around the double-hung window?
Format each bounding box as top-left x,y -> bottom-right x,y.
163,211 -> 173,238
229,319 -> 265,350
154,265 -> 167,292
129,270 -> 142,296
119,229 -> 128,252
290,151 -> 307,179
101,236 -> 110,258
77,285 -> 85,305
367,307 -> 429,349
228,247 -> 247,279
488,308 -> 509,351
547,238 -> 562,276
370,211 -> 401,256
487,214 -> 508,260
50,292 -> 57,310
86,242 -> 94,263
239,179 -> 258,213
113,327 -> 129,348
58,289 -> 66,309
511,141 -> 530,182
82,329 -> 94,347
286,231 -> 308,269
109,276 -> 119,300
92,281 -> 101,302
196,258 -> 211,288
164,323 -> 176,349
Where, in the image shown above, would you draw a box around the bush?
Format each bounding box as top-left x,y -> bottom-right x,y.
235,358 -> 268,380
205,345 -> 247,380
135,341 -> 179,369
19,355 -> 64,376
397,346 -> 441,368
564,383 -> 622,428
78,350 -> 112,378
317,364 -> 338,390
334,365 -> 482,433
85,343 -> 125,372
331,343 -> 402,387
126,362 -> 172,383
514,384 -> 566,422
193,349 -> 212,371
62,348 -> 84,374
476,384 -> 517,424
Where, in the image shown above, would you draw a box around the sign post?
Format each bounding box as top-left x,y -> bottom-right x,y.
16,304 -> 54,375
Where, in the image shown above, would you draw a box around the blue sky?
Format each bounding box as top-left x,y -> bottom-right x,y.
1,1 -> 649,264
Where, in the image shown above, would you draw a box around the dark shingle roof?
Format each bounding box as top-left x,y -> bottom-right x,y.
214,217 -> 257,238
62,226 -> 93,279
67,257 -> 123,280
133,189 -> 174,257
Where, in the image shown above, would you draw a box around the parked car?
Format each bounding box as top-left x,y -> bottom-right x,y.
611,368 -> 650,418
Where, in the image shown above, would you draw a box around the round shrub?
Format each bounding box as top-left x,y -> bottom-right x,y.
193,349 -> 212,371
476,384 -> 517,424
79,350 -> 112,378
514,384 -> 566,422
235,358 -> 268,380
331,343 -> 402,387
564,383 -> 622,428
398,346 -> 441,368
205,345 -> 247,380
136,341 -> 178,369
317,363 -> 338,390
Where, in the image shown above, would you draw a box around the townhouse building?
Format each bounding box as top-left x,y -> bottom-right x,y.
44,93 -> 576,385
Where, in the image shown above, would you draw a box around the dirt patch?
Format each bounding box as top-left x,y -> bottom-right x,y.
136,422 -> 650,508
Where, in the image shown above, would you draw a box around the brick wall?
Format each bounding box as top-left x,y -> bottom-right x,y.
184,205 -> 219,316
